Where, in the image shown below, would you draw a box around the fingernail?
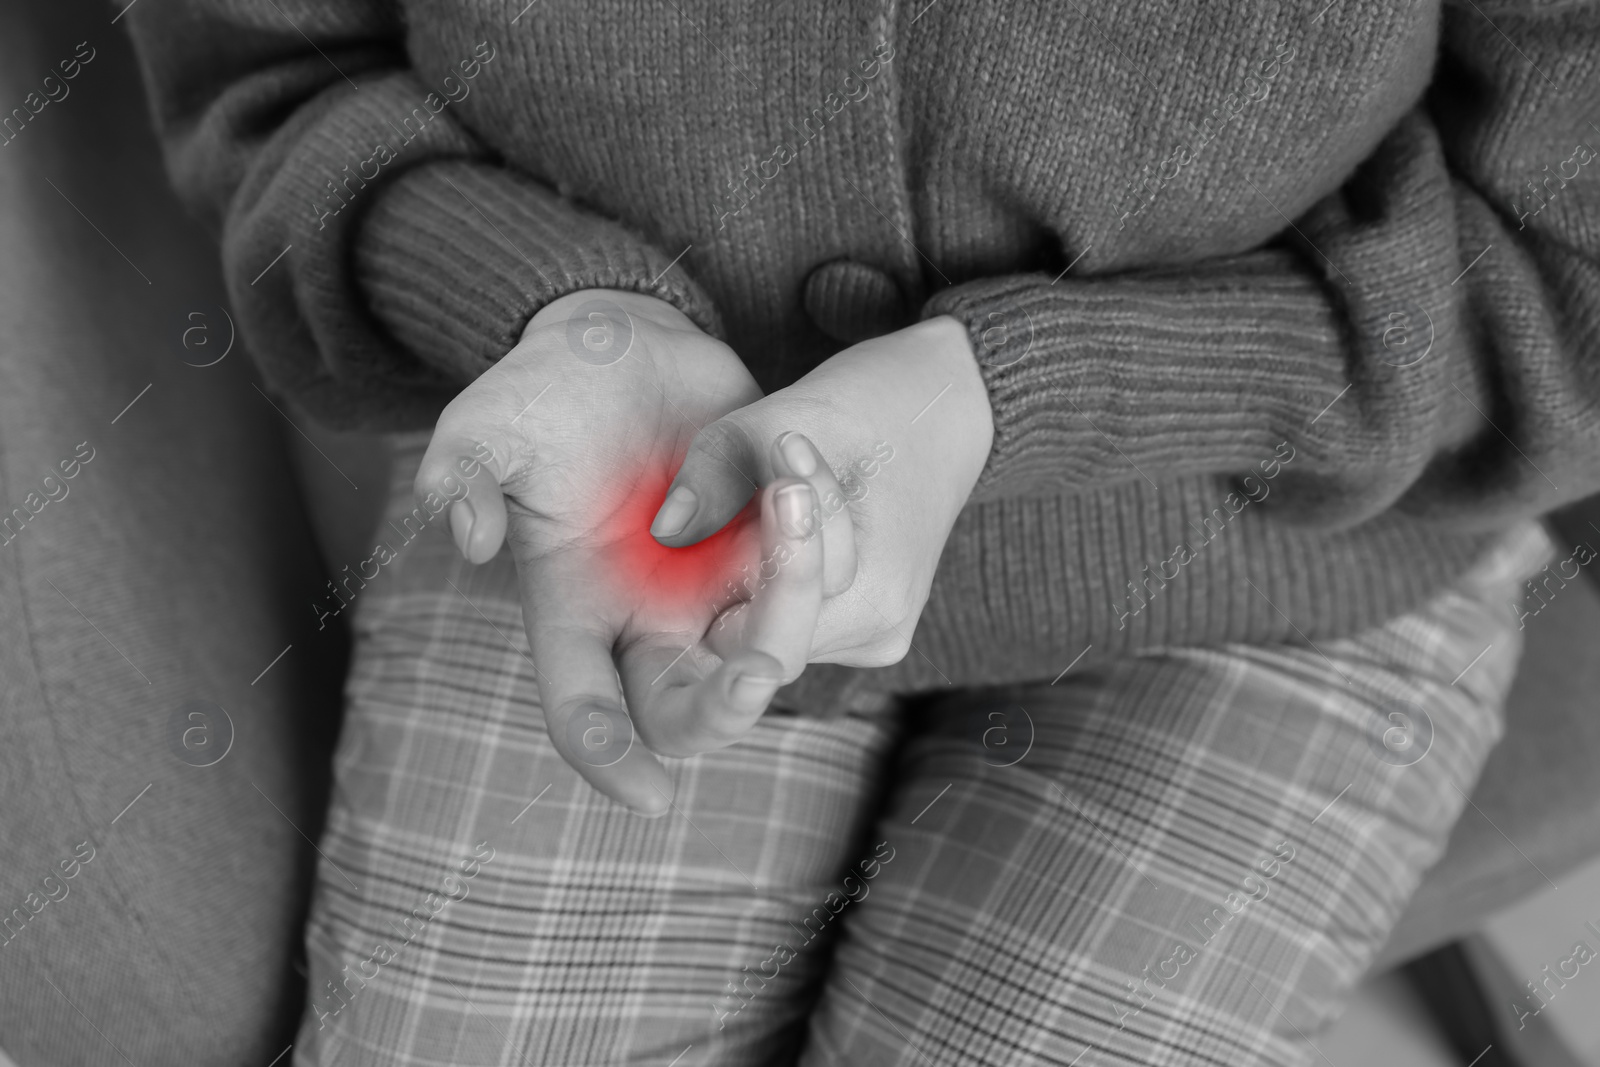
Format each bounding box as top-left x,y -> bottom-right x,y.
775,482 -> 814,540
778,432 -> 818,477
730,672 -> 782,712
651,485 -> 698,539
449,499 -> 475,558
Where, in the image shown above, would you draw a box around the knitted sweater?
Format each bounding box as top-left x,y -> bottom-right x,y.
127,0 -> 1600,712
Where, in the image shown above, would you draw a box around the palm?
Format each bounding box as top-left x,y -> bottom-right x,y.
490,309 -> 763,636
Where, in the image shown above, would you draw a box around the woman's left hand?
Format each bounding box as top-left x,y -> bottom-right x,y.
650,315 -> 994,671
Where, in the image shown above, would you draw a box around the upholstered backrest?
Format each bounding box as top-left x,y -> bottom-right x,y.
1379,499 -> 1600,967
0,7 -> 342,1062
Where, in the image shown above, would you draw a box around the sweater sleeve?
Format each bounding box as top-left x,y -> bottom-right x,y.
125,1 -> 720,431
924,0 -> 1600,534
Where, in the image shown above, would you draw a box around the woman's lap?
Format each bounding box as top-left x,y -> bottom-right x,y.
801,523 -> 1538,1064
293,441 -> 1551,1066
293,444 -> 900,1066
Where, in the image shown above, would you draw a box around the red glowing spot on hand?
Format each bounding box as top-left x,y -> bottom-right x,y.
589,459 -> 757,619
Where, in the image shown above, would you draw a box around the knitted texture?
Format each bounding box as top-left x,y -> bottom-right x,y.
125,0 -> 1600,706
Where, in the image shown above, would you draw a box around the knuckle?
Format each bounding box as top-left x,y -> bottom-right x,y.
821,551 -> 859,598
435,384 -> 488,432
412,460 -> 453,502
875,632 -> 914,665
838,630 -> 912,668
689,417 -> 748,463
773,654 -> 809,686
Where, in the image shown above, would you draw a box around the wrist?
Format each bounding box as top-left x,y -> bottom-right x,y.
916,314 -> 994,469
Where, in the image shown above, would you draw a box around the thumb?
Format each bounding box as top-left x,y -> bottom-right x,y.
649,416 -> 764,547
414,429 -> 509,565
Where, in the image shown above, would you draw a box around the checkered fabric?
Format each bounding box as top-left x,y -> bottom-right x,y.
293,435 -> 1553,1067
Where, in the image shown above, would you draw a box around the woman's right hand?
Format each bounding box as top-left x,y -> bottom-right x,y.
414,290 -> 834,815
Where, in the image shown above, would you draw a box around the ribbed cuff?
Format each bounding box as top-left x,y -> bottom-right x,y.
774,481 -> 1497,714
354,159 -> 722,386
922,250 -> 1426,521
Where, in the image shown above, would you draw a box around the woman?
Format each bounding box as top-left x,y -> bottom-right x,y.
129,0 -> 1598,1063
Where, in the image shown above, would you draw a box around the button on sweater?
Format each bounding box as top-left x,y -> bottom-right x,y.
126,0 -> 1600,712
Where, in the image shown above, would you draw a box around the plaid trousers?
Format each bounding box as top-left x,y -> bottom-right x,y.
293,437 -> 1553,1067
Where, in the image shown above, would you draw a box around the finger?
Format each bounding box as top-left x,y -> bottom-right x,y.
618,642 -> 785,758
649,416 -> 762,548
415,424 -> 511,564
769,431 -> 858,597
525,604 -> 675,817
629,480 -> 825,756
704,479 -> 825,677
